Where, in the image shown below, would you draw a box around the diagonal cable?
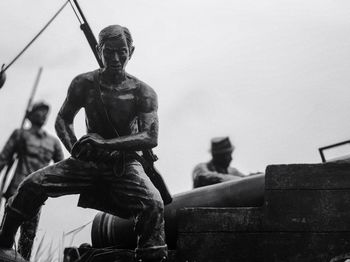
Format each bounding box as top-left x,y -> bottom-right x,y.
3,1 -> 69,72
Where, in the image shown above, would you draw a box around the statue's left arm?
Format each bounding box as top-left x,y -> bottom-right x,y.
80,82 -> 158,151
52,138 -> 65,163
0,129 -> 20,171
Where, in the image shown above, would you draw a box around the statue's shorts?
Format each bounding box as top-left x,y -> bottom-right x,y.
7,157 -> 167,261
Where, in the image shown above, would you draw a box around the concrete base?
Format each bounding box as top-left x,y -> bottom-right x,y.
177,163 -> 350,262
64,247 -> 176,262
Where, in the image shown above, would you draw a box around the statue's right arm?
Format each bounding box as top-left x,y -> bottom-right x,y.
193,163 -> 236,187
0,130 -> 20,171
55,76 -> 85,153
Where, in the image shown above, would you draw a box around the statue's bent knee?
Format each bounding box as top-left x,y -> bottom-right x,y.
18,171 -> 44,193
146,198 -> 164,214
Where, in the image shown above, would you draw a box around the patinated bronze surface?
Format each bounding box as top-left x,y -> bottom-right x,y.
0,25 -> 167,262
55,26 -> 158,154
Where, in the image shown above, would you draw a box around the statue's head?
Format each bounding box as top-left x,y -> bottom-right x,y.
97,25 -> 135,75
27,101 -> 50,127
210,137 -> 234,169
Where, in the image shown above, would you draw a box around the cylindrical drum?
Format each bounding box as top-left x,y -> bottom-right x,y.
92,174 -> 265,249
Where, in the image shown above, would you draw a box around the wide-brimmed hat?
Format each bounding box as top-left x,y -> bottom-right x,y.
27,101 -> 50,119
210,136 -> 234,154
29,101 -> 50,114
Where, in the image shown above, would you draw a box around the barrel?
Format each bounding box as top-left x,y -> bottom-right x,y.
91,174 -> 265,248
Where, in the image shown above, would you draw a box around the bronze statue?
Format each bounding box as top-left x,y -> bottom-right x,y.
0,25 -> 167,262
0,102 -> 64,260
192,136 -> 246,188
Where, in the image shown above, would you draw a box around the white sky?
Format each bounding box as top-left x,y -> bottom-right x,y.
1,0 -> 350,257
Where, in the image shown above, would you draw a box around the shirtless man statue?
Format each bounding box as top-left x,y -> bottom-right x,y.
0,25 -> 167,262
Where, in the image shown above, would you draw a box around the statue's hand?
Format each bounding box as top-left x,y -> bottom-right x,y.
71,133 -> 119,162
71,133 -> 104,161
71,140 -> 93,160
77,133 -> 106,149
94,149 -> 120,163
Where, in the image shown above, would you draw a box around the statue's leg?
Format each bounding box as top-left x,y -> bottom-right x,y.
0,157 -> 97,249
106,160 -> 167,262
0,206 -> 25,249
18,208 -> 41,260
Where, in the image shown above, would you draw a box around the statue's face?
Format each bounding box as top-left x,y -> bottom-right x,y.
100,37 -> 131,75
212,151 -> 233,169
29,108 -> 49,127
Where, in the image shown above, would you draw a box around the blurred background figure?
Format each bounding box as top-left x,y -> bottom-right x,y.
192,136 -> 246,188
0,101 -> 64,260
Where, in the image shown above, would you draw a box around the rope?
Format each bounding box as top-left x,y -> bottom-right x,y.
2,1 -> 69,72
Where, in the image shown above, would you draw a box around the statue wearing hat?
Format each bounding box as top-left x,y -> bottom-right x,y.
0,101 -> 64,260
192,136 -> 246,188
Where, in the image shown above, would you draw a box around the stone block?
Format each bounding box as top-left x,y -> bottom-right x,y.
177,232 -> 350,262
177,232 -> 263,262
178,207 -> 262,233
263,232 -> 350,262
264,189 -> 350,231
266,163 -> 350,190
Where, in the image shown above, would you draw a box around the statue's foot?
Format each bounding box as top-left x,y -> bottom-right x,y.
0,248 -> 28,262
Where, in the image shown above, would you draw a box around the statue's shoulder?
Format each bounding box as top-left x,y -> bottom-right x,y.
126,74 -> 157,111
127,75 -> 157,104
126,73 -> 154,94
12,128 -> 33,141
45,131 -> 58,141
11,128 -> 24,141
194,162 -> 208,171
68,70 -> 99,97
72,70 -> 98,86
13,128 -> 31,137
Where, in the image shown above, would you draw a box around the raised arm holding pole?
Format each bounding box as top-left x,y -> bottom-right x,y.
0,67 -> 43,203
0,66 -> 64,260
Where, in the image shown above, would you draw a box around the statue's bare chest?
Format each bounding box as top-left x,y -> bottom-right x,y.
85,80 -> 139,126
101,88 -> 137,113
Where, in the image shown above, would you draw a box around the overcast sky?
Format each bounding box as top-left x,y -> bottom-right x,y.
1,0 -> 350,257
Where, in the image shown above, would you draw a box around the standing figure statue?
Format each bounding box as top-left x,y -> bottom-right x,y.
0,102 -> 64,260
0,25 -> 167,262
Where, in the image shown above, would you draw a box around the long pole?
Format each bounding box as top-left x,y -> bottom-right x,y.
0,67 -> 43,207
19,67 -> 43,128
68,0 -> 103,67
